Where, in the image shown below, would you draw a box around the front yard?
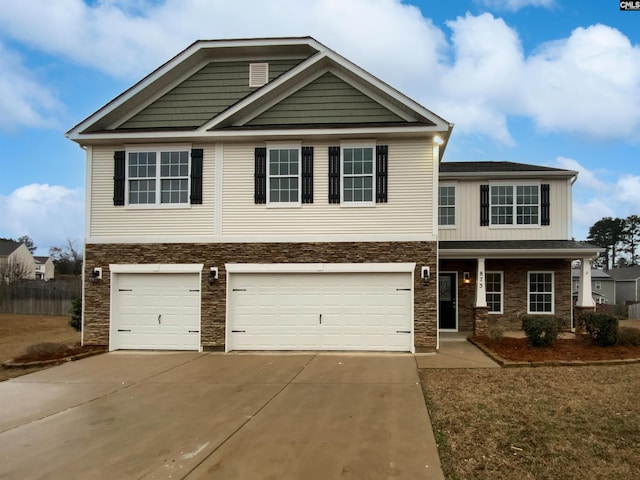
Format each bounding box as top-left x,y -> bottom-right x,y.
0,314 -> 80,381
420,364 -> 640,479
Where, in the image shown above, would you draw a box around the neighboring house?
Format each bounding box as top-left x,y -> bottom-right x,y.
66,37 -> 600,353
438,162 -> 601,332
66,37 -> 452,353
571,268 -> 614,305
0,240 -> 36,283
607,266 -> 640,304
34,256 -> 55,281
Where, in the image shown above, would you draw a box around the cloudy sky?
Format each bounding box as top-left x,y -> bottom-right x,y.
0,0 -> 639,254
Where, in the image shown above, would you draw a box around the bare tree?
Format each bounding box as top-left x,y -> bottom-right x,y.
49,238 -> 83,276
0,257 -> 33,285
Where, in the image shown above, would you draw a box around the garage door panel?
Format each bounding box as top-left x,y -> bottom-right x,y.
112,272 -> 200,351
228,271 -> 412,352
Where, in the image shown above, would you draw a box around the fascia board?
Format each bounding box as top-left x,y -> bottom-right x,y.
439,170 -> 578,180
439,247 -> 604,259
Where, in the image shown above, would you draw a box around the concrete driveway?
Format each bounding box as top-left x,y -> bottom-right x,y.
0,352 -> 443,479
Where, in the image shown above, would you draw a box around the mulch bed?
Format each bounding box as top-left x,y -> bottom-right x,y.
473,335 -> 640,362
3,344 -> 106,369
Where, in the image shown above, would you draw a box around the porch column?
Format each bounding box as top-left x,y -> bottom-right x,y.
575,257 -> 596,333
474,258 -> 489,336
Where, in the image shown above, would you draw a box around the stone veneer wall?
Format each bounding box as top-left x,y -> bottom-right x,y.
84,241 -> 437,351
439,258 -> 572,331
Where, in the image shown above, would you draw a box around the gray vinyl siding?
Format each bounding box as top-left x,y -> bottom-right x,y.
120,59 -> 303,129
247,72 -> 405,126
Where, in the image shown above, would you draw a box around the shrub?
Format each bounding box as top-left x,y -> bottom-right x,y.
521,315 -> 562,347
584,313 -> 618,347
69,297 -> 82,332
617,327 -> 640,347
488,324 -> 505,343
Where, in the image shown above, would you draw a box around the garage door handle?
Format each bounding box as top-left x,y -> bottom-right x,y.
188,330 -> 199,333
158,314 -> 162,325
231,330 -> 246,333
319,314 -> 322,325
117,329 -> 131,332
396,330 -> 410,334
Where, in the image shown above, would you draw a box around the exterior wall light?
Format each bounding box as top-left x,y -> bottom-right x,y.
421,266 -> 430,285
208,267 -> 218,286
463,272 -> 471,284
90,267 -> 102,283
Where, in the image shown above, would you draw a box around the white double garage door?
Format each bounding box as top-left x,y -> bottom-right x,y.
110,264 -> 414,352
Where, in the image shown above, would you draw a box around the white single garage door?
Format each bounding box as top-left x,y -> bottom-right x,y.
111,273 -> 201,351
227,269 -> 413,352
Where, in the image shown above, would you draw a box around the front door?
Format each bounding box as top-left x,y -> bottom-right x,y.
438,273 -> 457,330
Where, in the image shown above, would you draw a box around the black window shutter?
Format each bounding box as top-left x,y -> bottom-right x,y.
301,146 -> 314,204
328,146 -> 341,204
113,151 -> 125,206
190,149 -> 203,205
254,147 -> 267,204
376,145 -> 388,203
541,183 -> 550,226
480,184 -> 489,226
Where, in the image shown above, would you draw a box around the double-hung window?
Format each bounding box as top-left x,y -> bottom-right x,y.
528,272 -> 554,313
490,184 -> 539,226
342,146 -> 374,204
268,147 -> 300,204
438,185 -> 456,226
486,272 -> 503,313
127,149 -> 190,206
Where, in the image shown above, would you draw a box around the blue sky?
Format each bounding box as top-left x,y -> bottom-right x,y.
0,0 -> 639,254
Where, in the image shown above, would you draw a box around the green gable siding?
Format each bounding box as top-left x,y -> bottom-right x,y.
247,72 -> 405,126
119,59 -> 303,129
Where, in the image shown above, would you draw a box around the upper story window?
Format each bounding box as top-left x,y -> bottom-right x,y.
268,147 -> 300,204
128,150 -> 190,205
438,185 -> 456,226
342,146 -> 374,204
490,184 -> 539,226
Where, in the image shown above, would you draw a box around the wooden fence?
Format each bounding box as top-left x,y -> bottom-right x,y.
629,303 -> 640,320
0,280 -> 81,316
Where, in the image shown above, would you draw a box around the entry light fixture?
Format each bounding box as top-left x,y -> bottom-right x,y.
208,267 -> 219,286
90,267 -> 102,283
421,266 -> 430,285
463,272 -> 471,284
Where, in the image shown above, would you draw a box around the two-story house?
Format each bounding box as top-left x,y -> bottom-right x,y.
66,37 -> 452,353
437,162 -> 601,334
0,239 -> 36,283
66,37 -> 600,353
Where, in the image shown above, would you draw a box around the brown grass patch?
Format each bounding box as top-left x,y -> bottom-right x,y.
474,335 -> 640,362
420,365 -> 640,480
0,314 -> 81,381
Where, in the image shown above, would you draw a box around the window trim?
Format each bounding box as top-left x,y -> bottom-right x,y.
486,271 -> 503,314
438,183 -> 457,228
489,181 -> 542,228
340,143 -> 376,207
266,143 -> 302,207
527,271 -> 555,314
124,145 -> 192,209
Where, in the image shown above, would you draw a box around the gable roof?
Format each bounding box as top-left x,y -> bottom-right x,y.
0,239 -> 22,257
34,256 -> 51,264
440,161 -> 577,179
608,266 -> 640,281
66,37 -> 453,149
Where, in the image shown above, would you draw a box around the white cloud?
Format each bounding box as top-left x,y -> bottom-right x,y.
555,156 -> 606,191
0,42 -> 63,131
615,175 -> 640,205
0,184 -> 84,255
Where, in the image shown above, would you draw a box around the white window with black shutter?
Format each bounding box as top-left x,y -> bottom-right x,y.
255,145 -> 313,205
480,182 -> 550,227
113,146 -> 202,207
328,143 -> 388,206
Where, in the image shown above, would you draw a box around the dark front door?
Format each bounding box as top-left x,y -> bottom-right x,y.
439,273 -> 457,330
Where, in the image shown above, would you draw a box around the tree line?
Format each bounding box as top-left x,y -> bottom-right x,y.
587,215 -> 640,270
